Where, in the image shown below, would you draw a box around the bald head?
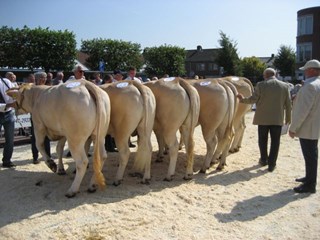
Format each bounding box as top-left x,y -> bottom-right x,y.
263,68 -> 276,79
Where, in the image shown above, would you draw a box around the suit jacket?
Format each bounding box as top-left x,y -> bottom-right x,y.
289,76 -> 320,140
240,77 -> 292,126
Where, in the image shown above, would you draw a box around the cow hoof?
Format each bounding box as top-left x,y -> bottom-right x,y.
65,192 -> 77,198
141,178 -> 151,185
57,169 -> 66,175
216,166 -> 224,171
129,172 -> 143,178
183,175 -> 193,180
163,177 -> 173,182
87,185 -> 97,193
113,180 -> 122,186
229,149 -> 236,153
199,169 -> 206,174
45,159 -> 57,173
155,158 -> 164,163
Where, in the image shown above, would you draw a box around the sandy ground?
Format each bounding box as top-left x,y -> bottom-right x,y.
0,111 -> 319,240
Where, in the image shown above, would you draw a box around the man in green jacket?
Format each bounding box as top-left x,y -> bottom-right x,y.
237,68 -> 292,172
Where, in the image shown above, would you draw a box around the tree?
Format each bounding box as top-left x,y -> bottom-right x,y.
241,57 -> 266,82
143,45 -> 186,77
216,31 -> 241,76
0,26 -> 77,72
80,39 -> 143,71
273,45 -> 296,78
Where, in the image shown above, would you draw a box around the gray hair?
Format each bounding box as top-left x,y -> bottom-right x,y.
5,72 -> 14,79
34,71 -> 47,84
263,68 -> 276,77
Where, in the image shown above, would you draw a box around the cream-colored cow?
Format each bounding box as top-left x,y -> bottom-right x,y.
145,77 -> 200,181
187,79 -> 238,171
215,77 -> 254,153
100,80 -> 156,185
7,80 -> 110,198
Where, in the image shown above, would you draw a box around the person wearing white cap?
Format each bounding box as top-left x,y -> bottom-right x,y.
289,59 -> 320,194
237,67 -> 292,172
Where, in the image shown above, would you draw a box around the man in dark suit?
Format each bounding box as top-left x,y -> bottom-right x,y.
237,68 -> 292,172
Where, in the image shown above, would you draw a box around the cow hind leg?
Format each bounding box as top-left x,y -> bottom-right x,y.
180,125 -> 195,180
35,131 -> 57,173
200,134 -> 218,173
132,129 -> 153,184
113,137 -> 131,186
56,138 -> 67,175
163,133 -> 179,181
65,144 -> 88,198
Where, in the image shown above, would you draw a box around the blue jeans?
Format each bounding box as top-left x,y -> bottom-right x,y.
0,110 -> 15,164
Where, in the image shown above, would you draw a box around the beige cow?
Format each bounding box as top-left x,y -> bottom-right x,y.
7,80 -> 110,198
187,79 -> 238,171
216,77 -> 254,153
145,77 -> 200,181
100,80 -> 156,185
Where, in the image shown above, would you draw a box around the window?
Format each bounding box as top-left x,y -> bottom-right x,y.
296,43 -> 312,62
297,15 -> 313,36
208,63 -> 218,71
196,63 -> 205,71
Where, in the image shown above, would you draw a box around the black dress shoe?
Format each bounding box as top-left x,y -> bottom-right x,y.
259,159 -> 268,166
33,159 -> 40,164
268,165 -> 276,172
107,149 -> 118,152
293,184 -> 316,194
295,177 -> 306,183
2,162 -> 16,168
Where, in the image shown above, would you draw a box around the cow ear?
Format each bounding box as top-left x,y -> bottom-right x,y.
6,89 -> 20,99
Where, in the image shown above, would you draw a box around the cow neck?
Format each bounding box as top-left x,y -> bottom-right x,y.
17,88 -> 29,113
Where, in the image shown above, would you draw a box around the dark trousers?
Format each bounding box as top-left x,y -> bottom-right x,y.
0,111 -> 15,164
258,125 -> 282,167
31,120 -> 51,160
299,138 -> 318,187
105,134 -> 116,151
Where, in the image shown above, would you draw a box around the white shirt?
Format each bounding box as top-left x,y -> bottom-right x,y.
125,76 -> 142,83
0,77 -> 16,112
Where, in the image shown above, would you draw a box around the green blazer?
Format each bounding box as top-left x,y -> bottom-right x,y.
240,77 -> 292,126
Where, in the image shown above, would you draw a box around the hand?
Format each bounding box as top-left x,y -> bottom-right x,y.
289,131 -> 295,139
236,94 -> 244,100
5,102 -> 17,110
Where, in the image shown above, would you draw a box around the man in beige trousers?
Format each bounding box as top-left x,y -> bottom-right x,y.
237,68 -> 292,172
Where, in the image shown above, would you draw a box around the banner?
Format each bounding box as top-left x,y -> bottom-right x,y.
15,114 -> 32,129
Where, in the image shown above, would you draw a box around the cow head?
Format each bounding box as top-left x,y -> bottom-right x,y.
6,83 -> 33,114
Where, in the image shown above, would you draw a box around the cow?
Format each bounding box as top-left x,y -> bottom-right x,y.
186,79 -> 238,171
100,80 -> 156,185
7,80 -> 110,198
212,77 -> 254,153
144,77 -> 200,181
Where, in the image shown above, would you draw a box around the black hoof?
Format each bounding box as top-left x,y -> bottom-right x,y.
46,159 -> 57,173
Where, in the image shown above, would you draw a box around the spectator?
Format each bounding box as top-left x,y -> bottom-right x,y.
5,72 -> 18,87
289,59 -> 320,194
0,75 -> 17,168
92,72 -> 103,85
73,65 -> 86,80
46,72 -> 53,86
125,66 -> 141,83
31,72 -> 51,164
237,68 -> 292,172
26,73 -> 35,84
103,74 -> 113,84
52,71 -> 64,85
113,70 -> 124,82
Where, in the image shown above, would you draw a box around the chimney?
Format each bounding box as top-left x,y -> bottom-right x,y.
197,45 -> 202,52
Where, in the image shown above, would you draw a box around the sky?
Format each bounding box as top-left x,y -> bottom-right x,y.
1,0 -> 319,58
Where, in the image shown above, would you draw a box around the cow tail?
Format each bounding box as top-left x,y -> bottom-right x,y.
179,78 -> 200,158
219,80 -> 238,146
131,81 -> 155,171
84,81 -> 106,189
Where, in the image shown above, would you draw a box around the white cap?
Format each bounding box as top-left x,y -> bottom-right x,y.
299,59 -> 320,70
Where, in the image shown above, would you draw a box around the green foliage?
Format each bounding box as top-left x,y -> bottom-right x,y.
0,26 -> 77,71
81,38 -> 143,71
240,56 -> 266,81
143,45 -> 186,77
273,45 -> 296,77
216,31 -> 241,76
